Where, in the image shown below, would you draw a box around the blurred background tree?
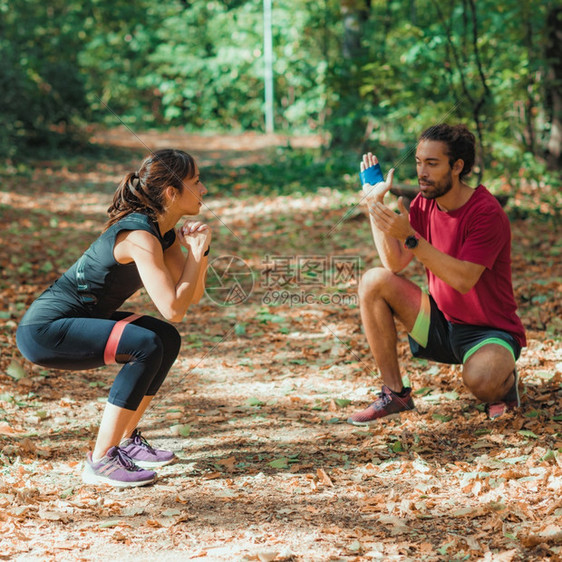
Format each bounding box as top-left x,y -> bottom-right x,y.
1,0 -> 560,184
0,1 -> 90,154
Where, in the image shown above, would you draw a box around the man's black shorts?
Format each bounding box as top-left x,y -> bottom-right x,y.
408,295 -> 521,365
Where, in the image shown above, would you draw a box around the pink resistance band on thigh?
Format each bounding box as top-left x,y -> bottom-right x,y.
104,314 -> 142,365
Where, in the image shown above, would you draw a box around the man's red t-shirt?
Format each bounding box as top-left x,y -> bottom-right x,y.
409,185 -> 526,349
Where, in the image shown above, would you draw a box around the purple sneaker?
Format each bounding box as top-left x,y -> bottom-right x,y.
82,446 -> 156,488
120,429 -> 176,468
348,385 -> 415,425
487,369 -> 520,419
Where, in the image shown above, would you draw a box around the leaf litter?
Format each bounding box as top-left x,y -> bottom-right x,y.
0,131 -> 561,561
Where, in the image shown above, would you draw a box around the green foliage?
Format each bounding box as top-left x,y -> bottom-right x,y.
0,1 -> 90,156
349,0 -> 557,181
1,0 -> 560,191
204,146 -> 358,198
143,2 -> 264,129
77,0 -> 331,132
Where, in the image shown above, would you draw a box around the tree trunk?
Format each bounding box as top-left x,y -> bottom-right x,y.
340,0 -> 371,60
545,7 -> 562,168
328,0 -> 371,147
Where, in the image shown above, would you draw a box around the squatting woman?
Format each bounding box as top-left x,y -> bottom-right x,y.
16,149 -> 210,487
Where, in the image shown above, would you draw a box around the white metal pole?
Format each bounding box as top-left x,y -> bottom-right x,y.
263,0 -> 274,134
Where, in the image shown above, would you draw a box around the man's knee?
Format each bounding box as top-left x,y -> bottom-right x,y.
463,369 -> 495,400
463,345 -> 515,402
358,267 -> 397,301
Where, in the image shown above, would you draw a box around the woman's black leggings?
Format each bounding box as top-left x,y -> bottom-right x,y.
16,312 -> 181,411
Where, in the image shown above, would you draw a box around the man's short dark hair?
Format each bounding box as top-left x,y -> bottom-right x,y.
419,124 -> 476,180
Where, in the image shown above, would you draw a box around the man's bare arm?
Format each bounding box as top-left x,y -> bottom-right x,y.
360,153 -> 413,272
370,199 -> 485,293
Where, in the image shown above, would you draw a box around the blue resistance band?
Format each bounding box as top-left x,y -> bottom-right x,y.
359,163 -> 384,186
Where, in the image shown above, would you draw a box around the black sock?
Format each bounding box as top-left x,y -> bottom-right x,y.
393,386 -> 409,397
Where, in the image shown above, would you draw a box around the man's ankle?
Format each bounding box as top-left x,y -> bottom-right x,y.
392,386 -> 409,397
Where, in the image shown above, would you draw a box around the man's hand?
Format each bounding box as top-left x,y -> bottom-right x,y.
360,152 -> 395,204
369,197 -> 415,242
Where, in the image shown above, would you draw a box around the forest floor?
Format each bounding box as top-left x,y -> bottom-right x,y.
0,128 -> 561,561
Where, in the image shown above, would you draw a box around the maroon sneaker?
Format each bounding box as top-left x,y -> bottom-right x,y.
487,369 -> 520,419
82,446 -> 156,488
347,385 -> 415,425
120,429 -> 176,468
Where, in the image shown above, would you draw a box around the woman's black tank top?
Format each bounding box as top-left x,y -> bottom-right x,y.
20,213 -> 175,325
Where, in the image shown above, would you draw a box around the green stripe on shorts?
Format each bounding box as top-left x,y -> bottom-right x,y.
409,294 -> 430,348
462,337 -> 516,364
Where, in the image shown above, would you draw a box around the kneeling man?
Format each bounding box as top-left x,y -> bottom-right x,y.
349,124 -> 526,425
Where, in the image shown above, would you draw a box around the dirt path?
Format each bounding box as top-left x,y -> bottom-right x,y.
1,131 -> 561,561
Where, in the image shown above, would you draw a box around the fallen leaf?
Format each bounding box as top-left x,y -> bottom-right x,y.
98,520 -> 120,528
202,472 -> 222,480
170,424 -> 191,437
518,429 -> 539,439
217,456 -> 237,471
0,422 -> 21,435
522,525 -> 562,547
269,458 -> 289,469
162,509 -> 182,517
6,360 -> 26,381
316,468 -> 333,486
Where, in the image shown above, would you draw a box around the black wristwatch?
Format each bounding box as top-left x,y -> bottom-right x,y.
404,233 -> 420,250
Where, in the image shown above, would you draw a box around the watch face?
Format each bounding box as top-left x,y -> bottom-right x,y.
405,235 -> 418,249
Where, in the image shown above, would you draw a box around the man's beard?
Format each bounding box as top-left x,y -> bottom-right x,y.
419,170 -> 453,199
